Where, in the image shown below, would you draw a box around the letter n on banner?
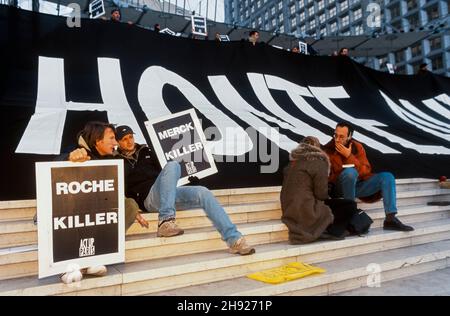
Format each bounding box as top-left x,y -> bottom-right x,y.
35,160 -> 125,278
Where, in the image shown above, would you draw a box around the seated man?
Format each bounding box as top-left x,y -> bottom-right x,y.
323,122 -> 414,232
115,125 -> 255,255
62,121 -> 148,284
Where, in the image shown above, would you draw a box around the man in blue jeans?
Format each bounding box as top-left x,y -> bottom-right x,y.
323,122 -> 414,232
115,125 -> 255,255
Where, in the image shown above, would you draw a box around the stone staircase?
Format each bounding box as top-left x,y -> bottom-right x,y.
0,178 -> 449,296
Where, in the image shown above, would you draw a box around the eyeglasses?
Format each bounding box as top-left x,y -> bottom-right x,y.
333,133 -> 348,140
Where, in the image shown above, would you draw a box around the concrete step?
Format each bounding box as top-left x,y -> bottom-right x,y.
151,239 -> 450,296
1,218 -> 450,296
336,266 -> 450,296
2,203 -> 449,281
0,179 -> 443,222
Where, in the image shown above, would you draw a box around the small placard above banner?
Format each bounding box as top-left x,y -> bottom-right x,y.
89,0 -> 105,19
191,15 -> 207,36
36,160 -> 125,278
299,41 -> 308,55
160,27 -> 181,36
219,35 -> 230,42
145,109 -> 218,186
386,63 -> 395,74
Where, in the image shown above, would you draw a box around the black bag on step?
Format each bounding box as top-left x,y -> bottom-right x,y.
348,209 -> 373,235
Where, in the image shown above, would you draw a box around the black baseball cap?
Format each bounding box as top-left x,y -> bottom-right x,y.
116,125 -> 134,140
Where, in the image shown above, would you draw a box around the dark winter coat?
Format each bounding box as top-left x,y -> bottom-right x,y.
280,143 -> 334,244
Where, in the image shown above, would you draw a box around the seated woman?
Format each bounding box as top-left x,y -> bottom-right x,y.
280,136 -> 334,244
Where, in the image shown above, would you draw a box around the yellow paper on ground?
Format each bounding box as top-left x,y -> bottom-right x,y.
247,262 -> 326,284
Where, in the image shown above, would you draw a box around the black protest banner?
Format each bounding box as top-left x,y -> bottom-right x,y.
145,109 -> 217,185
1,6 -> 449,202
36,160 -> 125,278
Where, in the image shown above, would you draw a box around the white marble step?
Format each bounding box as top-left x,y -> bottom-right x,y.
152,239 -> 450,296
1,218 -> 450,296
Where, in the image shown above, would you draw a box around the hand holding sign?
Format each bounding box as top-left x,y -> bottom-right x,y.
69,148 -> 91,162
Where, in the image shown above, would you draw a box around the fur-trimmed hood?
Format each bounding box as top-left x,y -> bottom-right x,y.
290,143 -> 329,163
290,143 -> 330,174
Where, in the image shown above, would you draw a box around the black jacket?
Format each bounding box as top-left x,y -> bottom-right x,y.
117,144 -> 161,211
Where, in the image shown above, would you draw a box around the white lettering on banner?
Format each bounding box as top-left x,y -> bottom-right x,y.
55,179 -> 114,195
379,91 -> 450,154
307,86 -> 400,153
158,123 -> 195,140
53,212 -> 118,230
246,73 -> 330,144
165,142 -> 203,160
138,66 -> 253,155
399,99 -> 450,132
309,86 -> 450,154
208,75 -> 297,152
422,95 -> 450,119
16,57 -> 145,154
16,58 -> 450,156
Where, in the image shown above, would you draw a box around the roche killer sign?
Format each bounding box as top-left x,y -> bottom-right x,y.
145,109 -> 218,186
36,160 -> 125,278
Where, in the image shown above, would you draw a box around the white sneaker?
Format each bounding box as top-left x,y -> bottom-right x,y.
83,265 -> 107,276
60,270 -> 83,284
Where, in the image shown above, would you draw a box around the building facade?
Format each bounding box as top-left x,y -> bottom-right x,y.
225,0 -> 450,76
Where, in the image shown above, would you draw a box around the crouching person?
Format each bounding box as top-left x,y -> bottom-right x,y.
60,121 -> 148,284
280,136 -> 335,244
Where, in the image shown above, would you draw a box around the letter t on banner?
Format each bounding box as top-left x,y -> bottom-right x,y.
191,15 -> 207,36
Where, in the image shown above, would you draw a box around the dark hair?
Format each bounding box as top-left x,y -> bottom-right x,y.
111,8 -> 120,14
78,121 -> 116,150
249,30 -> 259,37
336,121 -> 354,137
339,47 -> 348,54
419,63 -> 428,69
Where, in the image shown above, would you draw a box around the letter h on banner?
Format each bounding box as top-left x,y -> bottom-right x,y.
191,15 -> 207,36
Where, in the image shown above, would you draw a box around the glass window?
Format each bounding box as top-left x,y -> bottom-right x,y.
342,15 -> 349,27
291,17 -> 297,27
431,55 -> 443,70
429,36 -> 442,51
353,8 -> 362,20
271,6 -> 275,15
407,0 -> 418,11
320,27 -> 327,36
354,24 -> 363,35
340,0 -> 348,11
319,14 -> 326,24
300,12 -> 306,21
278,1 -> 283,10
290,5 -> 296,15
318,0 -> 325,10
329,6 -> 337,18
330,21 -> 337,33
299,0 -> 304,9
280,25 -> 285,32
310,19 -> 316,29
308,6 -> 315,16
410,44 -> 422,58
427,5 -> 440,21
279,14 -> 283,22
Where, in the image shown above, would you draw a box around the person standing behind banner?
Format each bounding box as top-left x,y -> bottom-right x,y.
248,30 -> 260,46
61,122 -> 149,284
323,122 -> 414,232
114,125 -> 255,256
280,136 -> 334,244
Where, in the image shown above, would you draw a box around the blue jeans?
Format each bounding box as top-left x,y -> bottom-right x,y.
144,161 -> 242,246
336,168 -> 397,215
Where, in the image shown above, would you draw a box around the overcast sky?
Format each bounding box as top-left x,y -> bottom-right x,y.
184,0 -> 225,22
